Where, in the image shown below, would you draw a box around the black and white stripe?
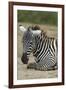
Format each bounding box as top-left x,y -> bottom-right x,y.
32,31 -> 57,70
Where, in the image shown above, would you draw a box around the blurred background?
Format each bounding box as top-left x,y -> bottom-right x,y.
17,10 -> 58,26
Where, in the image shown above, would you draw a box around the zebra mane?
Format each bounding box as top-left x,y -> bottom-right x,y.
41,30 -> 46,36
31,25 -> 46,34
31,25 -> 40,30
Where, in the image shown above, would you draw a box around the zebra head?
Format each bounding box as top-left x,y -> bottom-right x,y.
19,25 -> 41,64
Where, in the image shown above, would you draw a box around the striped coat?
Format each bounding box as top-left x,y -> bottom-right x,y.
21,25 -> 58,71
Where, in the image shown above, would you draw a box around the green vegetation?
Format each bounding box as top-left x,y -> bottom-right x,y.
17,10 -> 58,26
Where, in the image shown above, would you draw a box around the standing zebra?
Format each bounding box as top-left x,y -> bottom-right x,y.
19,25 -> 58,71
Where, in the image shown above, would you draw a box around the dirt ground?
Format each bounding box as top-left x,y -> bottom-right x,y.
17,23 -> 58,80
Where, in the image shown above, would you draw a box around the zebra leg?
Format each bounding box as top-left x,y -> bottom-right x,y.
35,64 -> 58,71
35,64 -> 48,71
48,62 -> 58,70
27,62 -> 37,69
52,64 -> 58,70
27,62 -> 58,71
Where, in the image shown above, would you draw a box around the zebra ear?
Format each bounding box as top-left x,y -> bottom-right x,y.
19,25 -> 27,32
31,30 -> 41,35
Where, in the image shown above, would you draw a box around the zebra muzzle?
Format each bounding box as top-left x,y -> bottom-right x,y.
21,53 -> 29,64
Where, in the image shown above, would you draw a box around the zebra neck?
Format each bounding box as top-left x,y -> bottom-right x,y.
33,32 -> 48,57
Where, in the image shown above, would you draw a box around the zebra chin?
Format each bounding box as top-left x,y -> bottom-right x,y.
21,53 -> 29,64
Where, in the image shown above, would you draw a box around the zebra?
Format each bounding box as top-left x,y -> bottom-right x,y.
19,25 -> 58,71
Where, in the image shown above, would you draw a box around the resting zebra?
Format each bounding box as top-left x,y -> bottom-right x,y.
19,25 -> 58,71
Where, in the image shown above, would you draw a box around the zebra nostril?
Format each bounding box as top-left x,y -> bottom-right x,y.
21,53 -> 29,64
